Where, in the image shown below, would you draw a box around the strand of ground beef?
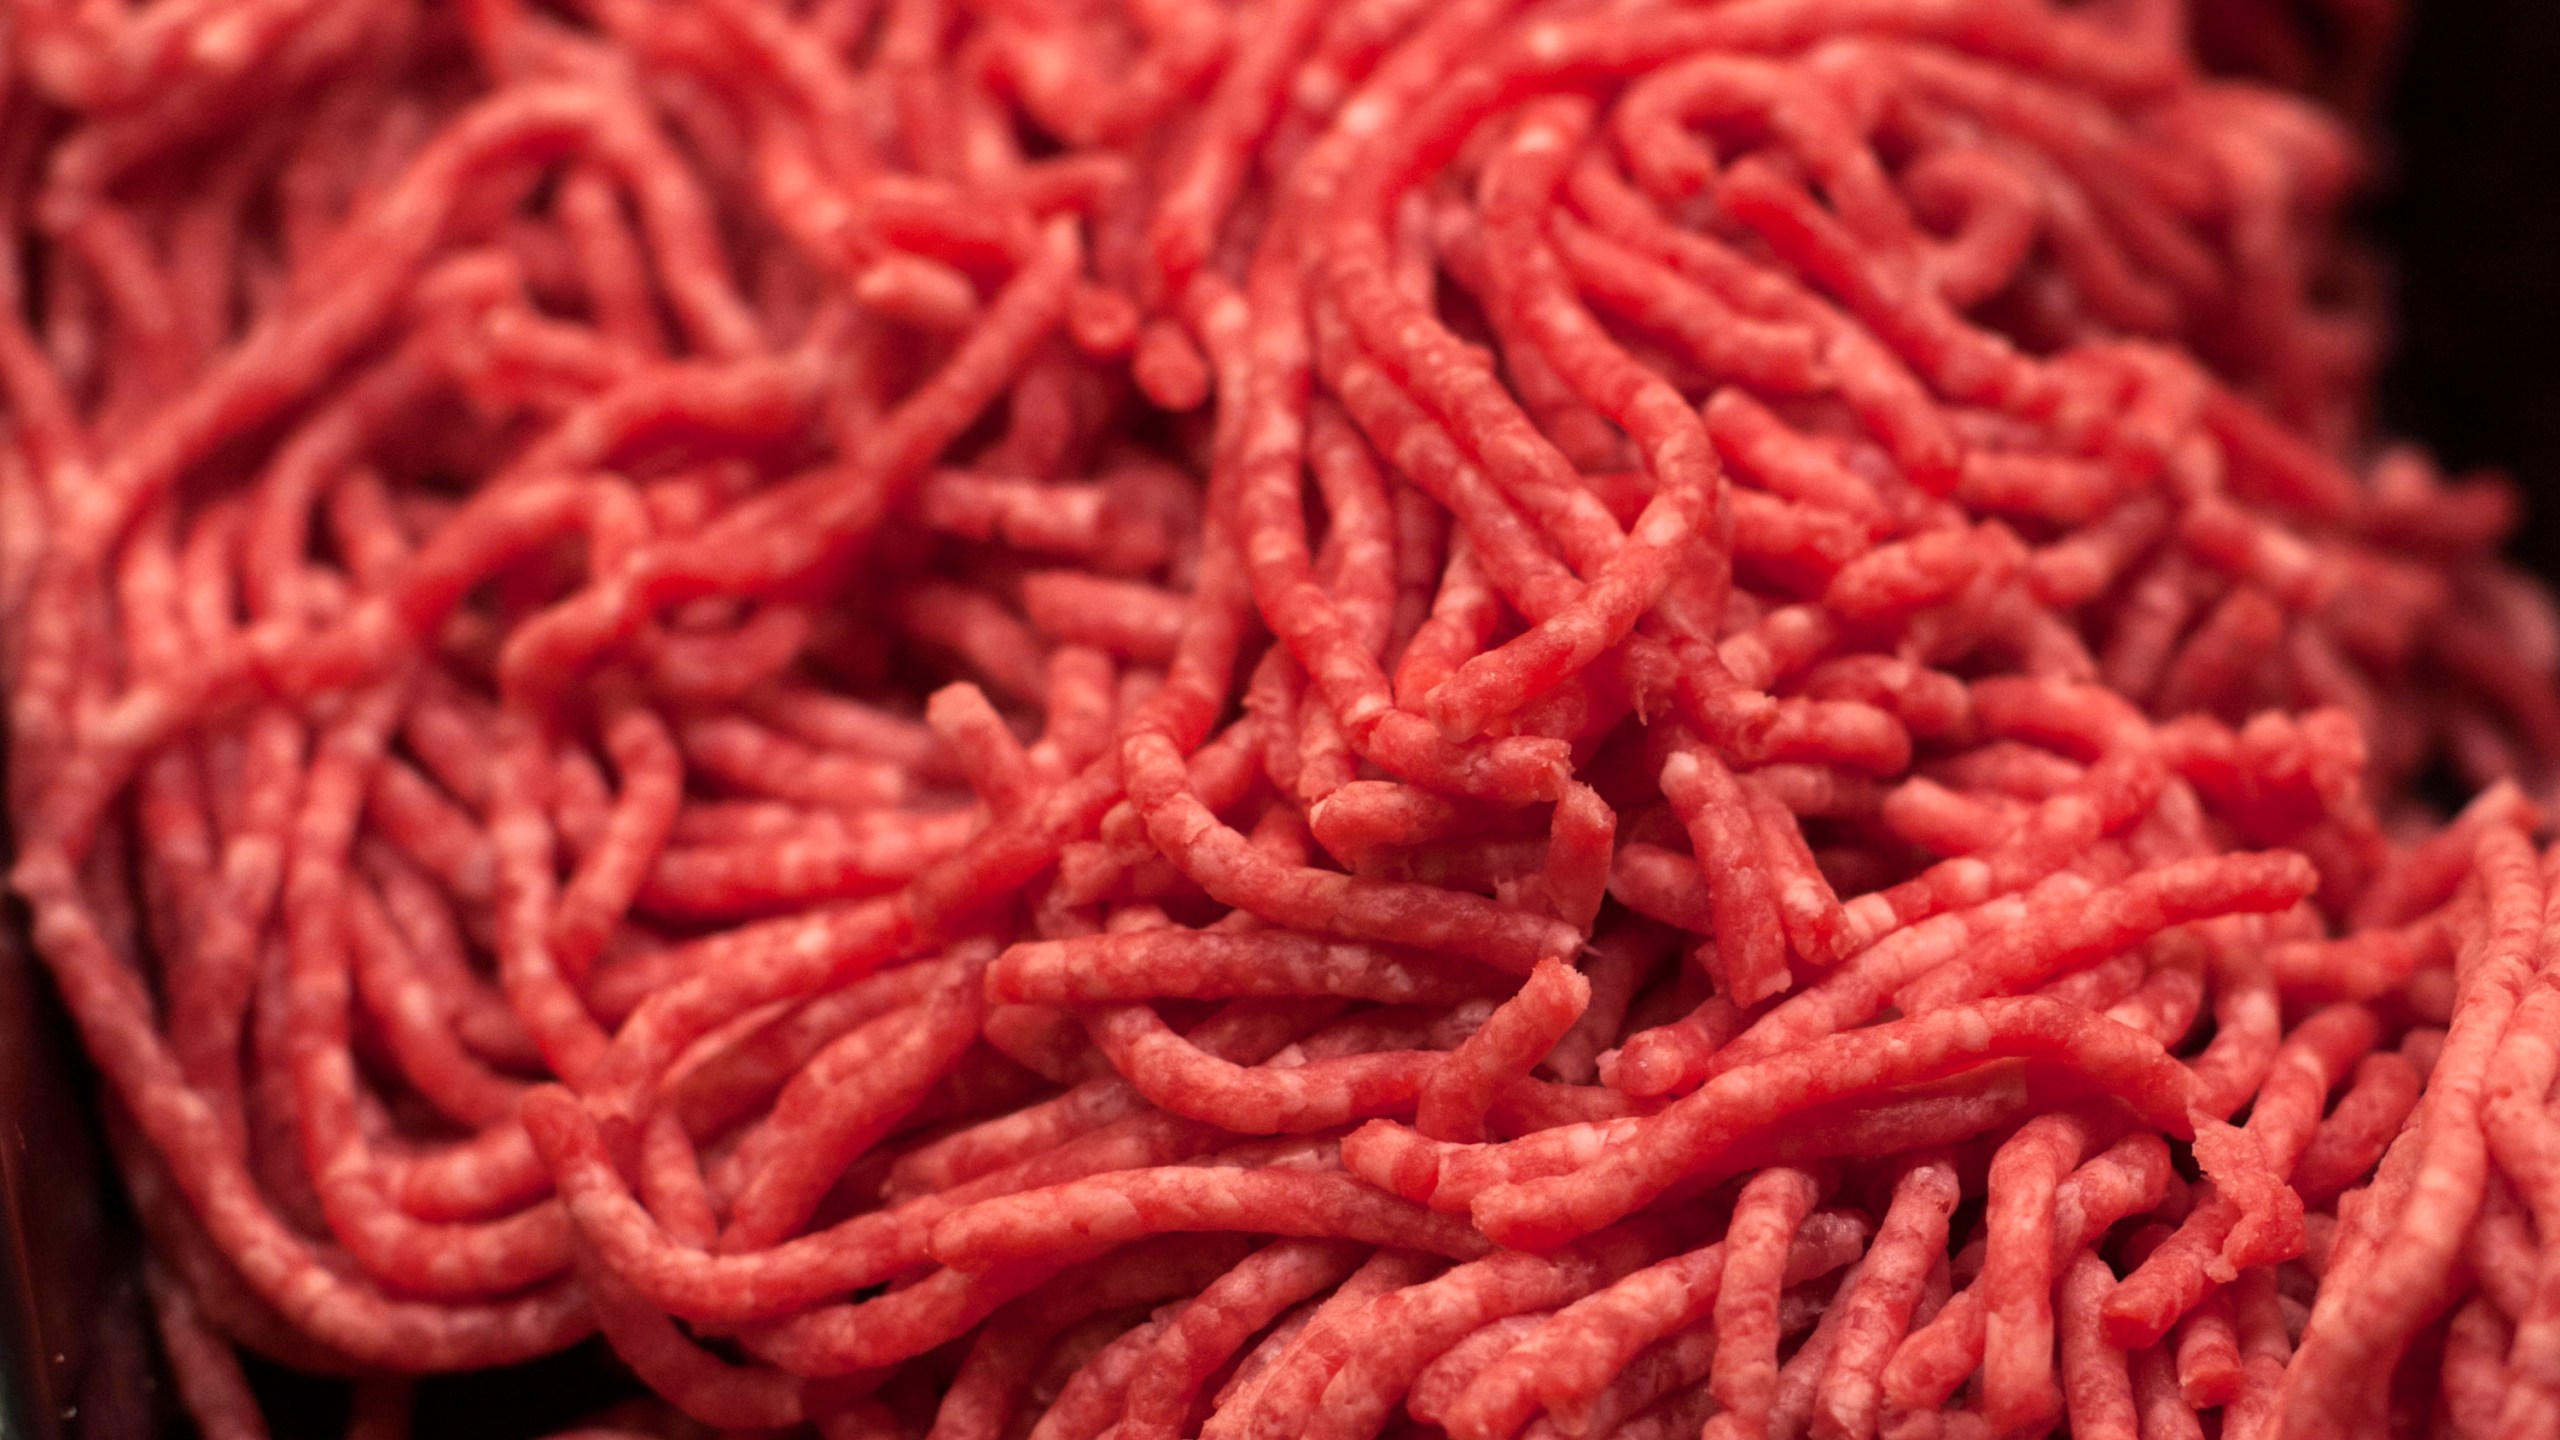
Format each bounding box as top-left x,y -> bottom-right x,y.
3,2 -> 2556,1439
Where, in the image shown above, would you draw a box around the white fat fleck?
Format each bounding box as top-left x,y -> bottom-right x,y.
194,14 -> 255,68
1843,894 -> 1892,947
1633,506 -> 1692,546
1079,1189 -> 1146,1242
1957,1008 -> 1994,1051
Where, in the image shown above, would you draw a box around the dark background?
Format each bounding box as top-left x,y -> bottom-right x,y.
2380,0 -> 2560,579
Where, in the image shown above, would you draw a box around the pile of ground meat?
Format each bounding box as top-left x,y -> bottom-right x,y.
3,1 -> 2557,1438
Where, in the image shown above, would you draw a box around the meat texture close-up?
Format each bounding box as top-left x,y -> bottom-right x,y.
2,1 -> 2559,1438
